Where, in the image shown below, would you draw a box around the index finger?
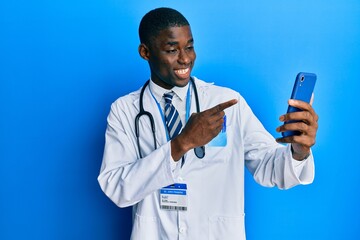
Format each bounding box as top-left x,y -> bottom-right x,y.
207,99 -> 238,115
288,99 -> 313,112
288,99 -> 317,121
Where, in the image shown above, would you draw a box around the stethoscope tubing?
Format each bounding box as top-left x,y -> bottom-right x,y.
135,77 -> 205,160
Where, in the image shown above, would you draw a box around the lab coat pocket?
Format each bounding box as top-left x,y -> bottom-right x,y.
208,215 -> 245,240
201,146 -> 229,165
131,214 -> 160,240
201,122 -> 232,165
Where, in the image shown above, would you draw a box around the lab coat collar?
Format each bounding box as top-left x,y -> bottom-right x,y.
149,78 -> 189,103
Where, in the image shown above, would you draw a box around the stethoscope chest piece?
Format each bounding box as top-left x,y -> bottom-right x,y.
194,146 -> 205,159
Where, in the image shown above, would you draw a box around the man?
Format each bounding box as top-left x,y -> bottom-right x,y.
98,7 -> 318,240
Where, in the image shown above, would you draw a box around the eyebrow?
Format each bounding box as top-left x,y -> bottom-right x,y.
166,38 -> 194,46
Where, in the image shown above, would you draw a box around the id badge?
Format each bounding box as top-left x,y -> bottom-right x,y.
160,183 -> 187,211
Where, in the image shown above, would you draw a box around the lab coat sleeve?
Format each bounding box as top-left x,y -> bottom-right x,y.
97,102 -> 177,208
239,96 -> 315,189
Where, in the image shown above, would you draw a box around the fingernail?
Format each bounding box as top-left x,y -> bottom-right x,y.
279,115 -> 285,121
276,127 -> 280,132
289,99 -> 295,104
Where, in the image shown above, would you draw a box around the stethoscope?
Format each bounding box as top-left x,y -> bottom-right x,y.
135,77 -> 205,160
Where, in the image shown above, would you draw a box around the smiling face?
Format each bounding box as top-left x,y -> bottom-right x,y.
139,25 -> 196,89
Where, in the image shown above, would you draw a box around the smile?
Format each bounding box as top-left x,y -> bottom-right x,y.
174,68 -> 190,76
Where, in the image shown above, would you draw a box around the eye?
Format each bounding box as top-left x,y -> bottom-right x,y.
186,45 -> 194,51
165,49 -> 178,54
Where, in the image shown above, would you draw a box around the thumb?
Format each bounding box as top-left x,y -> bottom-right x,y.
310,93 -> 314,106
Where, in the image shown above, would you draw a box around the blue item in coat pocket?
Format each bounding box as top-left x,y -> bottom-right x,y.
208,115 -> 227,147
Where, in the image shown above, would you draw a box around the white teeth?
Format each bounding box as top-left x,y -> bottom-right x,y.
175,68 -> 189,74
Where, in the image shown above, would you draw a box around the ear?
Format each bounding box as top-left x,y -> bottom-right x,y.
138,43 -> 150,60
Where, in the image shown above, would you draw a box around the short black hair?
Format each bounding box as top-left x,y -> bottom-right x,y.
139,7 -> 190,45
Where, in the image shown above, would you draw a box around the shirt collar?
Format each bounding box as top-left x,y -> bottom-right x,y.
149,78 -> 189,103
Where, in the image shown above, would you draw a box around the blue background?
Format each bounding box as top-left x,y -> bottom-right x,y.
1,0 -> 359,239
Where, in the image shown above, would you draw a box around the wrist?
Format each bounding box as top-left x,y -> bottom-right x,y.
291,145 -> 311,161
171,135 -> 192,161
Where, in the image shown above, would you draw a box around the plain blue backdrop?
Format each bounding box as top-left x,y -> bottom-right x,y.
1,0 -> 359,239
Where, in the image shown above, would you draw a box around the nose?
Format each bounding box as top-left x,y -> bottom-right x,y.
178,49 -> 191,65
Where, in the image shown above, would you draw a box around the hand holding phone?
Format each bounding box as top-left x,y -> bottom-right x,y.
281,72 -> 317,137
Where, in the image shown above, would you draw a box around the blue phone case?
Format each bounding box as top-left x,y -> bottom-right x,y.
282,72 -> 317,137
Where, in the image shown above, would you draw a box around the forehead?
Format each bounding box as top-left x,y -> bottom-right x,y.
150,26 -> 193,46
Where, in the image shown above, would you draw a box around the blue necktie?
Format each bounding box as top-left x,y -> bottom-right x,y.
163,92 -> 183,139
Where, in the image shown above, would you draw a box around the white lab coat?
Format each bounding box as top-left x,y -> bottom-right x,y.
98,77 -> 315,240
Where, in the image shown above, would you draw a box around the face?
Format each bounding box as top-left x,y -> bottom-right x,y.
139,25 -> 196,89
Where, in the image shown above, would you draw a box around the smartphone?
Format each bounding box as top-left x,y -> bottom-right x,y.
282,72 -> 317,137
